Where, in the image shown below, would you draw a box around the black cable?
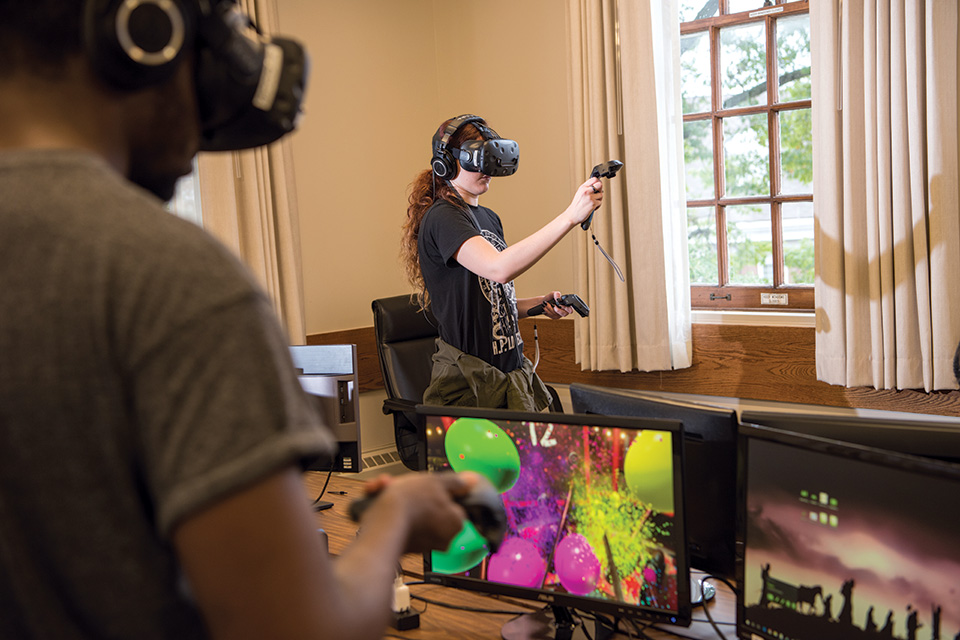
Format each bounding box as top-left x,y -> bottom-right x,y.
310,466 -> 334,508
618,618 -> 657,640
697,574 -> 737,640
409,593 -> 522,616
644,625 -> 700,640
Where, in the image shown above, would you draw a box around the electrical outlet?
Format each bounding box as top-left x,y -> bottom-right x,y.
761,292 -> 789,306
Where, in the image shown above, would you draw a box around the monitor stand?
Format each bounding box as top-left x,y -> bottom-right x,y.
501,605 -> 616,640
501,577 -> 713,640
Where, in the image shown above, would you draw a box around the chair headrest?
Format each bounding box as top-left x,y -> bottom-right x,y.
372,295 -> 439,343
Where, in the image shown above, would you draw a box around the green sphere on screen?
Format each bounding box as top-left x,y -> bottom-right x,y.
430,520 -> 489,574
444,418 -> 520,493
623,430 -> 675,514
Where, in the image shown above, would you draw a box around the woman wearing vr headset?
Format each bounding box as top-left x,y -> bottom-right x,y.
402,115 -> 603,411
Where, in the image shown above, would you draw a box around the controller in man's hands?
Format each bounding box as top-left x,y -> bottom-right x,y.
348,475 -> 507,553
581,159 -> 624,231
527,293 -> 590,318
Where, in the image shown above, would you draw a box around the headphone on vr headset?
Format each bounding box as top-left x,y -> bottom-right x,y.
82,0 -> 309,151
431,114 -> 519,179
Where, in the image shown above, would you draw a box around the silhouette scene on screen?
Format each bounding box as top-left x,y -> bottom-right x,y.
741,436 -> 960,640
746,564 -> 958,640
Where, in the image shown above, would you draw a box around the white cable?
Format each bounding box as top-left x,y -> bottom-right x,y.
533,323 -> 540,371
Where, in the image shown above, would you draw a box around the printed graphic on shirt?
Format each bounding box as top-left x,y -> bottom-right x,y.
478,229 -> 522,356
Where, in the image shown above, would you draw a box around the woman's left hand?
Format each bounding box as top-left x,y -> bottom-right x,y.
541,291 -> 572,319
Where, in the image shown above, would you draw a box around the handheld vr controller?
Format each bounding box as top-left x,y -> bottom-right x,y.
348,475 -> 507,553
581,159 -> 624,231
527,293 -> 590,318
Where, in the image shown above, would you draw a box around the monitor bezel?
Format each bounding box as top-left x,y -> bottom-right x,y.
735,422 -> 960,640
738,409 -> 960,464
416,404 -> 693,628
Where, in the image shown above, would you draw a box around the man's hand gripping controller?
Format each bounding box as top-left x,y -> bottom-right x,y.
581,160 -> 624,231
348,475 -> 507,553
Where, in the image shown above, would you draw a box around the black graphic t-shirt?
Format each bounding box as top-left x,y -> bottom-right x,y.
418,200 -> 523,373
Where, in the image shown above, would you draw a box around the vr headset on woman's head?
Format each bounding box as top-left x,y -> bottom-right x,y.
431,114 -> 519,179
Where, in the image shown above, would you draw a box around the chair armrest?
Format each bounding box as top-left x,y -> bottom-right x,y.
382,398 -> 419,415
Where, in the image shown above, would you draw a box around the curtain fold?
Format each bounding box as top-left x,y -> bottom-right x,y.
195,0 -> 307,344
566,0 -> 691,373
812,0 -> 960,391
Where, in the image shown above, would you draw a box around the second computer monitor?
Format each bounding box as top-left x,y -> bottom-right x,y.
570,383 -> 739,580
737,423 -> 960,640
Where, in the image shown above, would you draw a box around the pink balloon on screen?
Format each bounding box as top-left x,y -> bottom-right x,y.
554,534 -> 601,596
487,538 -> 546,588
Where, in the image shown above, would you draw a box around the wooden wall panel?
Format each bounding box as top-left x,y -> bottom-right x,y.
308,320 -> 960,417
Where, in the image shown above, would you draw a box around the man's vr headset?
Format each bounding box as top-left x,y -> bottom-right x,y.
83,0 -> 308,151
431,115 -> 519,179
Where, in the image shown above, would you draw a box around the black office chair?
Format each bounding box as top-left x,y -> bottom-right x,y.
372,295 -> 439,471
372,294 -> 564,471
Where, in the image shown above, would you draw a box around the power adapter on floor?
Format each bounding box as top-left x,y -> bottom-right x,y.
390,575 -> 420,630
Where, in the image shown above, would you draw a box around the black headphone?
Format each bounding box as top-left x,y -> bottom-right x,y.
83,0 -> 194,90
82,0 -> 309,151
431,114 -> 501,180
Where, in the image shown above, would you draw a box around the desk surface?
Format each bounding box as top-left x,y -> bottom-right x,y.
304,472 -> 738,640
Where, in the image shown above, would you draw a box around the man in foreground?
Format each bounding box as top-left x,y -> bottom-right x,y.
0,2 -> 469,638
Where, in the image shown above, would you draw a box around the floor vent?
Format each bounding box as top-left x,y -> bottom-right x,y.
363,449 -> 400,471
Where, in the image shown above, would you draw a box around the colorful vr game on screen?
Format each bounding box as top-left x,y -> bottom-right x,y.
742,438 -> 960,640
424,415 -> 681,612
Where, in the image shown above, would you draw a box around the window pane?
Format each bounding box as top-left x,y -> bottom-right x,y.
681,32 -> 711,114
727,0 -> 770,13
720,22 -> 766,109
782,201 -> 815,285
777,14 -> 812,102
687,207 -> 718,284
679,0 -> 718,22
779,108 -> 812,194
723,113 -> 769,197
166,166 -> 203,226
727,204 -> 772,285
684,119 -> 715,200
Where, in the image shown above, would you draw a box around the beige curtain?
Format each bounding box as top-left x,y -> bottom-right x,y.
567,0 -> 691,373
196,0 -> 307,344
812,1 -> 960,391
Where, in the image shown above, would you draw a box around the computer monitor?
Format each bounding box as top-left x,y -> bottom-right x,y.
739,410 -> 960,464
737,423 -> 960,640
569,384 -> 739,580
289,344 -> 361,474
417,405 -> 691,640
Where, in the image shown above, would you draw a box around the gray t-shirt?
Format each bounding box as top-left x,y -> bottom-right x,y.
0,150 -> 334,638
